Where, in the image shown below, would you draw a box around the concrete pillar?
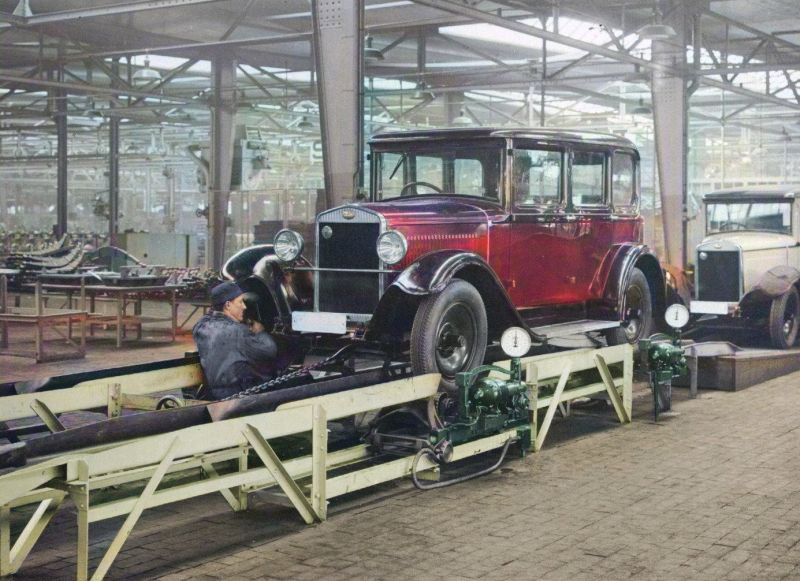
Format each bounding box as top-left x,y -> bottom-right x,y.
311,0 -> 363,208
651,0 -> 689,269
209,53 -> 237,271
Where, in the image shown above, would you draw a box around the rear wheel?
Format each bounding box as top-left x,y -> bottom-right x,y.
768,287 -> 800,349
411,280 -> 488,394
606,267 -> 653,346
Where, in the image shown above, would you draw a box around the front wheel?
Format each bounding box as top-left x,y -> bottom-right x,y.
606,267 -> 654,346
768,287 -> 800,349
411,280 -> 488,394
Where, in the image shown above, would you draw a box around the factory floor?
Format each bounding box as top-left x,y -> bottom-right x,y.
3,319 -> 800,580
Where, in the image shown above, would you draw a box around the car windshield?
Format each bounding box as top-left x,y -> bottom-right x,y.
372,142 -> 502,201
706,201 -> 792,235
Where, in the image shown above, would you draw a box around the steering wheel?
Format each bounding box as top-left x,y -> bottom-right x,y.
399,181 -> 443,196
719,221 -> 747,231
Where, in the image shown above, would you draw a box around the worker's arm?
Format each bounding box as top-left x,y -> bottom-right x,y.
240,321 -> 278,360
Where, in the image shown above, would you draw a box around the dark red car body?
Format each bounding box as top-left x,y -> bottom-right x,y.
225,128 -> 665,383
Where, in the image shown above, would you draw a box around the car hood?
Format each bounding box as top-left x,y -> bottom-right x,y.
360,196 -> 507,226
700,232 -> 797,252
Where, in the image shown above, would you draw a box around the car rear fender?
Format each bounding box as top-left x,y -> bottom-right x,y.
590,244 -> 665,323
366,250 -> 525,341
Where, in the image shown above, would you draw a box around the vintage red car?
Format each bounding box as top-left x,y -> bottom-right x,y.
225,128 -> 665,390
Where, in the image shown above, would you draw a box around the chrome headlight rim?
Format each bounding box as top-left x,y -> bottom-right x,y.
273,229 -> 304,262
376,229 -> 408,265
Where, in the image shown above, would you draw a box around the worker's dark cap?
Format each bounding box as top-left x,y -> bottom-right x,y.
210,281 -> 244,308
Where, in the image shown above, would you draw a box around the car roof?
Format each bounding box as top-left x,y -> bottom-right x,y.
703,187 -> 799,201
369,127 -> 637,150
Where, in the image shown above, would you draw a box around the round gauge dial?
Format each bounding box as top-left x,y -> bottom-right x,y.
665,304 -> 690,329
500,327 -> 532,358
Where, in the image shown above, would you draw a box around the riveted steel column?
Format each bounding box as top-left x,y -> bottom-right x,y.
55,61 -> 68,238
652,0 -> 689,268
312,0 -> 363,209
444,92 -> 463,124
108,58 -> 120,246
209,53 -> 237,271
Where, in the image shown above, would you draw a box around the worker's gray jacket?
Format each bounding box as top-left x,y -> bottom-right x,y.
193,311 -> 277,396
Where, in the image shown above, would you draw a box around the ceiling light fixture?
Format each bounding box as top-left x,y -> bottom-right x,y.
452,110 -> 473,127
631,98 -> 652,116
296,116 -> 313,129
12,0 -> 32,17
637,4 -> 677,41
637,23 -> 677,40
412,82 -> 435,100
132,55 -> 162,87
364,34 -> 384,61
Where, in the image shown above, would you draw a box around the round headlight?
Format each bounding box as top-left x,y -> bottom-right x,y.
376,230 -> 408,265
273,229 -> 304,262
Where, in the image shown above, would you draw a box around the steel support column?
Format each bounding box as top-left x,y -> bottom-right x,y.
54,64 -> 67,238
209,53 -> 236,271
311,0 -> 363,208
108,59 -> 120,246
652,1 -> 689,269
444,92 -> 463,124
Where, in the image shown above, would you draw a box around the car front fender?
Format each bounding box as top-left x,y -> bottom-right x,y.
223,245 -> 313,328
366,250 -> 526,341
746,265 -> 800,301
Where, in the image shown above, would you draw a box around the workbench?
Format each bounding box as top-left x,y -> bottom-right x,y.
35,279 -> 182,348
0,271 -> 87,362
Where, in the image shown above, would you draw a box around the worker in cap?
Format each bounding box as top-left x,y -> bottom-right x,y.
192,280 -> 279,399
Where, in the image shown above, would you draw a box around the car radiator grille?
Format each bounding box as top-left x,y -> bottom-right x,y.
317,221 -> 381,315
696,250 -> 740,302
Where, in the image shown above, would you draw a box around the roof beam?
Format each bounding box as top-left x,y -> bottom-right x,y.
0,73 -> 194,104
0,0 -> 226,30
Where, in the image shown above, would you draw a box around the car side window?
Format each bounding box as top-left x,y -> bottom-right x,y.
612,152 -> 637,213
513,149 -> 562,208
572,151 -> 606,207
454,158 -> 487,198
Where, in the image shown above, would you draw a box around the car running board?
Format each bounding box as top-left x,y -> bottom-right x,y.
530,319 -> 620,340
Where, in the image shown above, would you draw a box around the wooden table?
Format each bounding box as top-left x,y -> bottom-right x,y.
36,280 -> 183,348
0,268 -> 19,347
0,271 -> 87,362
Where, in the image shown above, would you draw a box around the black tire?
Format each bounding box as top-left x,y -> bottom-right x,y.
411,280 -> 488,394
768,287 -> 800,349
606,267 -> 654,346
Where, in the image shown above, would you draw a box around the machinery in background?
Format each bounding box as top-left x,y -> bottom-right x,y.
640,303 -> 689,420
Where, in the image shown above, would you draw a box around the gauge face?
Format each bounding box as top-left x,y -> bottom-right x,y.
500,326 -> 532,358
665,304 -> 690,329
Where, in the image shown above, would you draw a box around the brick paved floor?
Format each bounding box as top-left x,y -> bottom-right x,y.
5,365 -> 800,581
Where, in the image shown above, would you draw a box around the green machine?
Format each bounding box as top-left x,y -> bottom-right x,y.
640,304 -> 689,420
408,327 -> 535,488
431,356 -> 531,452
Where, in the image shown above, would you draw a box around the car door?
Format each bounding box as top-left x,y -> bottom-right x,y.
564,146 -> 613,300
609,149 -> 643,246
505,141 -> 569,306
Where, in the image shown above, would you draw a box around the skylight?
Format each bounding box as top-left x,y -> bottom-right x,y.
440,16 -> 651,62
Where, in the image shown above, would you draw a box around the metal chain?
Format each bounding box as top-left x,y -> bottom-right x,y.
221,350 -> 345,400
